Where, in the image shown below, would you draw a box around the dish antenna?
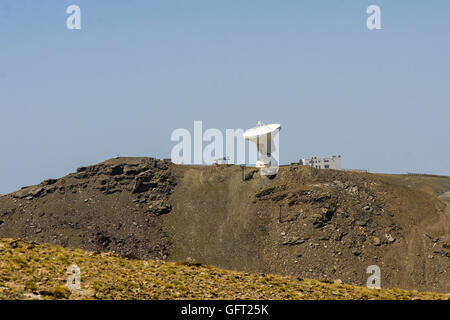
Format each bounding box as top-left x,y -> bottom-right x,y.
243,121 -> 281,176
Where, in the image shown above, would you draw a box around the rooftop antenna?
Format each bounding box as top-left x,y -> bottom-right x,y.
243,120 -> 281,176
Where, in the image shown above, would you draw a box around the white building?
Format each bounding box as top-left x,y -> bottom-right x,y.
300,155 -> 342,170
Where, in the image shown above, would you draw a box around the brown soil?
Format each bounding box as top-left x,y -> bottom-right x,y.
0,158 -> 449,292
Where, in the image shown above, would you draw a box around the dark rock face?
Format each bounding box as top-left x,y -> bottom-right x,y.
0,157 -> 176,260
252,176 -> 402,265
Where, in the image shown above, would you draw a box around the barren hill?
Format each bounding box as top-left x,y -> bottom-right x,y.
0,157 -> 449,292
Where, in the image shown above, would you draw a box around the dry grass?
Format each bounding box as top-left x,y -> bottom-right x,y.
0,238 -> 447,300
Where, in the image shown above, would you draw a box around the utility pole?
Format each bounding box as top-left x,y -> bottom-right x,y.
278,203 -> 283,223
240,164 -> 246,181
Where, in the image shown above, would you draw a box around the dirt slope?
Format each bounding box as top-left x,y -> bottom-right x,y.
165,164 -> 450,293
0,158 -> 449,293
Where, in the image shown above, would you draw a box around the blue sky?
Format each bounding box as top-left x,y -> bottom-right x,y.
1,1 -> 449,193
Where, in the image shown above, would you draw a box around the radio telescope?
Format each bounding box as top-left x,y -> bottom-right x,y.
243,121 -> 281,175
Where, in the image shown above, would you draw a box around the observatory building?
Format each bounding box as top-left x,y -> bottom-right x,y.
300,155 -> 342,170
243,121 -> 281,176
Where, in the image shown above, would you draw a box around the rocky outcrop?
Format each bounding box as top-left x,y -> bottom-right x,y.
11,157 -> 176,214
1,157 -> 176,260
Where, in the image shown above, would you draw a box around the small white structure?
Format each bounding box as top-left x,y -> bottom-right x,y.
243,121 -> 281,175
212,156 -> 230,165
300,155 -> 342,170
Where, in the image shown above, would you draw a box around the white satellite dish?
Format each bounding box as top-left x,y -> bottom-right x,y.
243,121 -> 281,175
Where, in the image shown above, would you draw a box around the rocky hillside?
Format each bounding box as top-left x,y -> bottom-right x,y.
166,164 -> 450,293
0,157 -> 449,293
0,157 -> 175,260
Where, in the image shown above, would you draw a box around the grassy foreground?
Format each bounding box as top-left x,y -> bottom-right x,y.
0,238 -> 447,300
